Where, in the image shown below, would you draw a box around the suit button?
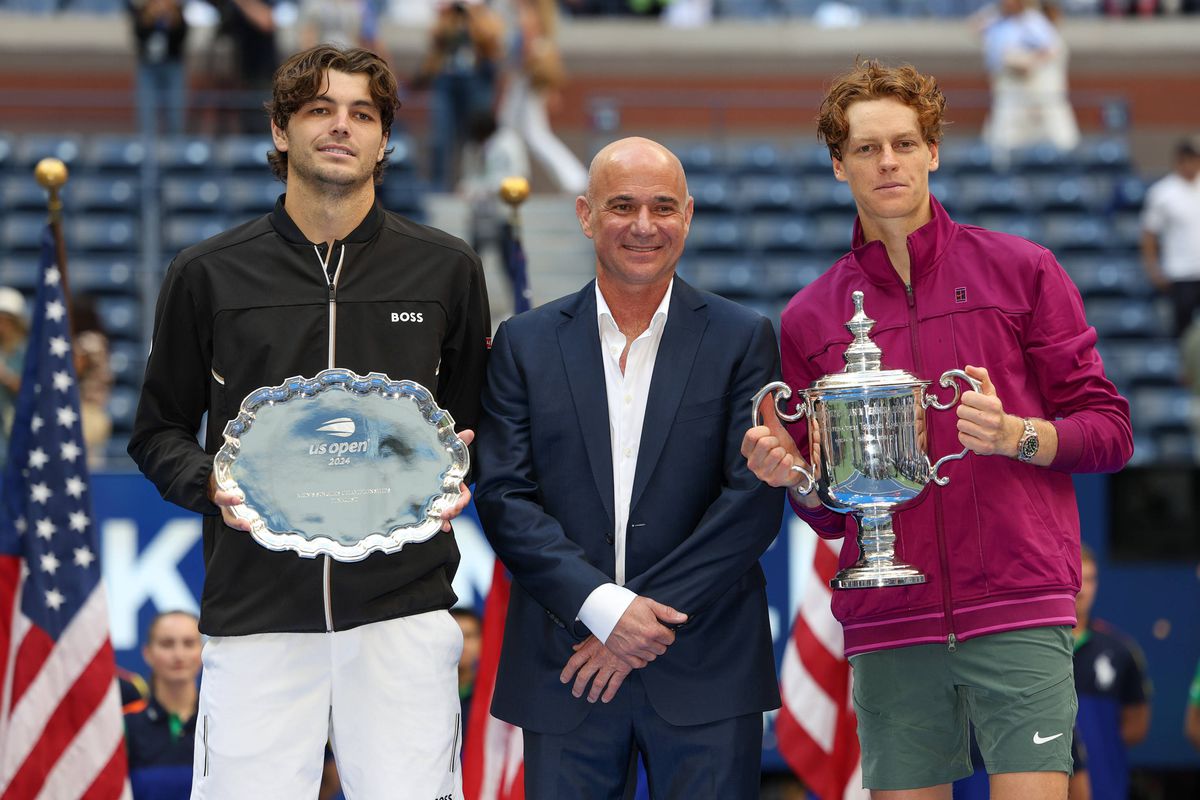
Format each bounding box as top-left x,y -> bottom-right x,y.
605,533 -> 614,544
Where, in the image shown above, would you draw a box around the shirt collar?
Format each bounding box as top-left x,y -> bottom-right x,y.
849,194 -> 955,286
596,278 -> 674,337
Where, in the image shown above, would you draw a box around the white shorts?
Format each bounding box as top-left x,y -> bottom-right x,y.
192,610 -> 465,800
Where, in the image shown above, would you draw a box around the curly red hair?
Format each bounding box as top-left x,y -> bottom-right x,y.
817,59 -> 946,160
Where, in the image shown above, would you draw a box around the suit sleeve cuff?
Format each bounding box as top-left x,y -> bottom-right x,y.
577,583 -> 637,645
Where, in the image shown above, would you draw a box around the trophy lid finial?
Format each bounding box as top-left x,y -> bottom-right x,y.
843,290 -> 883,373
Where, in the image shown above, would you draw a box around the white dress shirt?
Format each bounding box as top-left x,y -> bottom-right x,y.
576,280 -> 673,645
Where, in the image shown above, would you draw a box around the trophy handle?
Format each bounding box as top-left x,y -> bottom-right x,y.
924,369 -> 983,486
749,381 -> 817,496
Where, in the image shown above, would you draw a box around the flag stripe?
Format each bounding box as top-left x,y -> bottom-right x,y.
10,625 -> 54,710
2,586 -> 113,783
792,613 -> 845,702
4,642 -> 114,799
39,678 -> 127,800
79,739 -> 132,800
780,641 -> 837,752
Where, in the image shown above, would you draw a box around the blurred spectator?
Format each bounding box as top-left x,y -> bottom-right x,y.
458,110 -> 531,318
319,743 -> 346,800
451,606 -> 482,737
1072,545 -> 1152,800
70,296 -> 114,470
978,0 -> 1079,169
0,287 -> 29,472
497,0 -> 588,194
118,665 -> 151,712
1187,656 -> 1200,751
297,0 -> 378,52
128,0 -> 190,139
1140,136 -> 1200,337
205,0 -> 279,133
413,0 -> 504,191
124,611 -> 202,800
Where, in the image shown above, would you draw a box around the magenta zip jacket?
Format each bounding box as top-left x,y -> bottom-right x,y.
780,196 -> 1133,657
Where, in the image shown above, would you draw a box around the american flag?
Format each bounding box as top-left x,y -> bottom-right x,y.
775,533 -> 868,800
0,225 -> 129,798
462,560 -> 524,800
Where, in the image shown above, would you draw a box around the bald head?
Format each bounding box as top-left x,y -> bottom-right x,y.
585,137 -> 688,204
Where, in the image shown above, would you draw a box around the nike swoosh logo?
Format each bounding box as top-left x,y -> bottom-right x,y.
1033,732 -> 1064,744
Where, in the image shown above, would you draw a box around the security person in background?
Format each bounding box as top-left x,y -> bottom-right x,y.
124,611 -> 202,800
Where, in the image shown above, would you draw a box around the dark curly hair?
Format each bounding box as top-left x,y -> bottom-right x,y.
265,45 -> 400,184
817,59 -> 947,161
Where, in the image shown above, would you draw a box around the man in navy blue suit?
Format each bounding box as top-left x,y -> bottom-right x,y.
474,136 -> 785,797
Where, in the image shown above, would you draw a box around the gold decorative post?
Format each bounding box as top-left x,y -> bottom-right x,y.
498,176 -> 532,313
34,157 -> 73,331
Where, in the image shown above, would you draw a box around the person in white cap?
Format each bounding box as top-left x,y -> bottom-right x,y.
0,286 -> 29,469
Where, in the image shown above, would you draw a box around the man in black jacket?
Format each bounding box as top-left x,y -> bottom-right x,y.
129,45 -> 489,799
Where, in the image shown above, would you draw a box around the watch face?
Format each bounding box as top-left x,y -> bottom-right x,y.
1019,433 -> 1039,461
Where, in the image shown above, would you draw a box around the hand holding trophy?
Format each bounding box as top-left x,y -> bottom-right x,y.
749,290 -> 980,589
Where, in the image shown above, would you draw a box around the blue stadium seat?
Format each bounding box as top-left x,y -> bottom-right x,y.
0,134 -> 13,173
0,257 -> 39,292
936,138 -> 994,175
1065,256 -> 1148,299
800,176 -> 855,213
14,133 -> 83,170
157,136 -> 216,173
975,213 -> 1043,244
792,143 -> 833,176
216,136 -> 275,173
1113,175 -> 1148,210
108,384 -> 140,433
1127,434 -> 1157,466
689,175 -> 737,215
763,258 -> 825,298
1010,142 -> 1074,174
686,256 -> 764,298
957,174 -> 1030,214
68,255 -> 138,296
82,136 -> 147,173
1039,212 -> 1110,251
68,176 -> 139,212
749,215 -> 811,254
737,176 -> 803,213
2,176 -> 50,211
1153,432 -> 1195,464
673,141 -> 725,176
1,213 -> 49,253
379,178 -> 423,216
688,215 -> 745,254
225,175 -> 282,214
94,296 -> 141,341
726,141 -> 788,175
1096,339 -> 1180,388
385,131 -> 417,175
67,215 -> 139,252
1109,211 -> 1142,250
162,176 -> 226,213
163,215 -> 229,251
1085,298 -> 1168,339
1130,386 -> 1191,434
809,214 -> 854,253
1074,137 -> 1131,174
108,339 -> 146,388
1027,175 -> 1113,214
928,175 -> 960,212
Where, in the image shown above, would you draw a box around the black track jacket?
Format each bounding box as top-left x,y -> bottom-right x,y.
129,196 -> 490,636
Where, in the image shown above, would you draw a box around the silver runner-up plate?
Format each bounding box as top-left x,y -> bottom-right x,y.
212,369 -> 469,562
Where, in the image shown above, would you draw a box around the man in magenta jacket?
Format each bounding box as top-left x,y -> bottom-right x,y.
743,60 -> 1132,800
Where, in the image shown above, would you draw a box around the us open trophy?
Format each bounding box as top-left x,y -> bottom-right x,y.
751,291 -> 980,589
213,369 -> 469,562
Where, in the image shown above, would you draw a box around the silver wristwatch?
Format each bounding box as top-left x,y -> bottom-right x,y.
1016,417 -> 1039,463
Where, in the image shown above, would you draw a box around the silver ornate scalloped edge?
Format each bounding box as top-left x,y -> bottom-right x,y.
212,368 -> 469,562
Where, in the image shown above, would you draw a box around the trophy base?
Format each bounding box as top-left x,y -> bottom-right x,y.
830,563 -> 928,590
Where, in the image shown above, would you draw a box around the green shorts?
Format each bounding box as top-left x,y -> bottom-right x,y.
849,626 -> 1077,791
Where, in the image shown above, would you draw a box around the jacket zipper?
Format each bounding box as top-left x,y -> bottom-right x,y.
904,278 -> 957,652
316,243 -> 346,633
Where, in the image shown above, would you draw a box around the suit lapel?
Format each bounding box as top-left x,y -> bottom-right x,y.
558,282 -> 616,529
630,280 -> 708,512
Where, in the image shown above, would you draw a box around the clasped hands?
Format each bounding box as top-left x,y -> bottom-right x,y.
559,596 -> 686,704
